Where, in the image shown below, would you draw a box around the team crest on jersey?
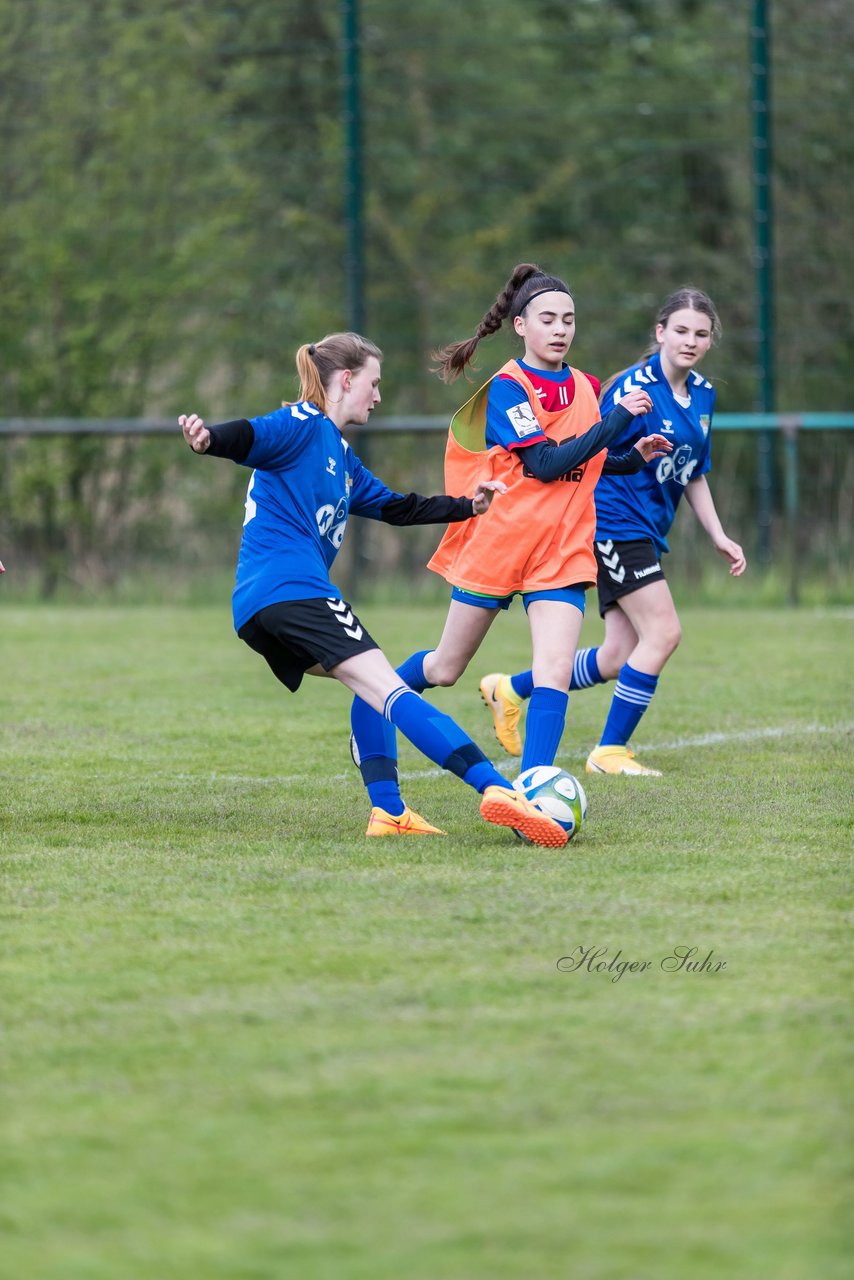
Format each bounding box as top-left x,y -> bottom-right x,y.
699,415 -> 711,437
505,402 -> 540,438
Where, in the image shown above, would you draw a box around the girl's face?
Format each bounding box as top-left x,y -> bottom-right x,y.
656,308 -> 714,374
514,291 -> 575,371
339,356 -> 382,424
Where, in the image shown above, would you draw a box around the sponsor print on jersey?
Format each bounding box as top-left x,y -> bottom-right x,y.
520,435 -> 586,484
505,401 -> 541,438
656,443 -> 698,487
317,496 -> 349,549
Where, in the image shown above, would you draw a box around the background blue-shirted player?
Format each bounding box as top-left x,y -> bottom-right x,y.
179,330 -> 571,847
482,288 -> 747,776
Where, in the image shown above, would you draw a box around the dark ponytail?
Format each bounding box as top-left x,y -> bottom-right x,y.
432,263 -> 572,383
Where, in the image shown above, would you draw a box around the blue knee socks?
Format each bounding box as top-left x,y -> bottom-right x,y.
350,650 -> 432,814
351,651 -> 506,810
599,663 -> 659,747
385,686 -> 504,793
520,687 -> 569,773
571,647 -> 605,690
510,647 -> 604,699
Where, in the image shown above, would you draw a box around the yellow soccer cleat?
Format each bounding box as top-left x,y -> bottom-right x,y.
479,672 -> 523,757
585,745 -> 662,777
479,785 -> 568,849
365,806 -> 447,836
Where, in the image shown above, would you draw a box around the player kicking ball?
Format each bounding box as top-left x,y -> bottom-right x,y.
180,330 -> 568,847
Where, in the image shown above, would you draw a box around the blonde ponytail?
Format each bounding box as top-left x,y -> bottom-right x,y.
288,333 -> 383,411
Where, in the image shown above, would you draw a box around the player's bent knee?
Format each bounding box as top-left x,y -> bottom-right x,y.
667,623 -> 682,653
426,659 -> 465,688
659,624 -> 681,659
596,649 -> 625,680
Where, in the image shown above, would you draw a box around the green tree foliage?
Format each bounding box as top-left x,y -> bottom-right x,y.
0,0 -> 257,590
0,0 -> 850,593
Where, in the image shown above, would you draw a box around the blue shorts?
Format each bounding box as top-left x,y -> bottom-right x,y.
450,585 -> 586,615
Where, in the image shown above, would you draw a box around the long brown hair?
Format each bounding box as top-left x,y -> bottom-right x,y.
432,263 -> 572,383
292,332 -> 383,412
600,287 -> 722,401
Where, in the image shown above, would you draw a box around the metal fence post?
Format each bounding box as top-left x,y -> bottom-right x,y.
781,417 -> 800,607
340,0 -> 370,596
751,0 -> 776,565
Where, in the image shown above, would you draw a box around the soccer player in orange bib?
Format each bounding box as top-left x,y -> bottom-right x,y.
482,287 -> 747,776
349,264 -> 670,833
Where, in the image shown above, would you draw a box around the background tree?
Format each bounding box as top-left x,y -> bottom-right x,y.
0,0 -> 850,595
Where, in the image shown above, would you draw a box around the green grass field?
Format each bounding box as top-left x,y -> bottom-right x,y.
1,603 -> 851,1280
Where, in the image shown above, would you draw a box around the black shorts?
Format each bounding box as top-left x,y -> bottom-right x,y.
237,597 -> 380,692
594,538 -> 666,616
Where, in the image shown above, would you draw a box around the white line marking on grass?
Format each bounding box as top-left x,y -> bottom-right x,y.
396,719 -> 853,781
641,721 -> 854,751
204,720 -> 853,786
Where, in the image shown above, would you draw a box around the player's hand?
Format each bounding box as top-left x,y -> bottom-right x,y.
0,559 -> 5,574
632,433 -> 673,462
715,535 -> 747,577
620,388 -> 653,418
471,479 -> 507,515
180,413 -> 211,453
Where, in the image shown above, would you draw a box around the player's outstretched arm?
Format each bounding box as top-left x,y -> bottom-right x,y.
520,391 -> 655,484
471,479 -> 507,514
179,413 -> 211,454
632,433 -> 673,463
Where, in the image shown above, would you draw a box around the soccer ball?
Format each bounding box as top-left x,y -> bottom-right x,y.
513,766 -> 588,841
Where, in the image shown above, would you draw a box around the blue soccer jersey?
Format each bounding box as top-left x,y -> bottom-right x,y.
230,401 -> 398,629
593,351 -> 715,554
485,359 -> 601,451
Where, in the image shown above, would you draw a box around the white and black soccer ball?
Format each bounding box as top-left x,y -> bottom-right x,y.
513,766 -> 588,840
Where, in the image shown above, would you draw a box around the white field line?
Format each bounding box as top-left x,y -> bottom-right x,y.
204,719 -> 853,787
